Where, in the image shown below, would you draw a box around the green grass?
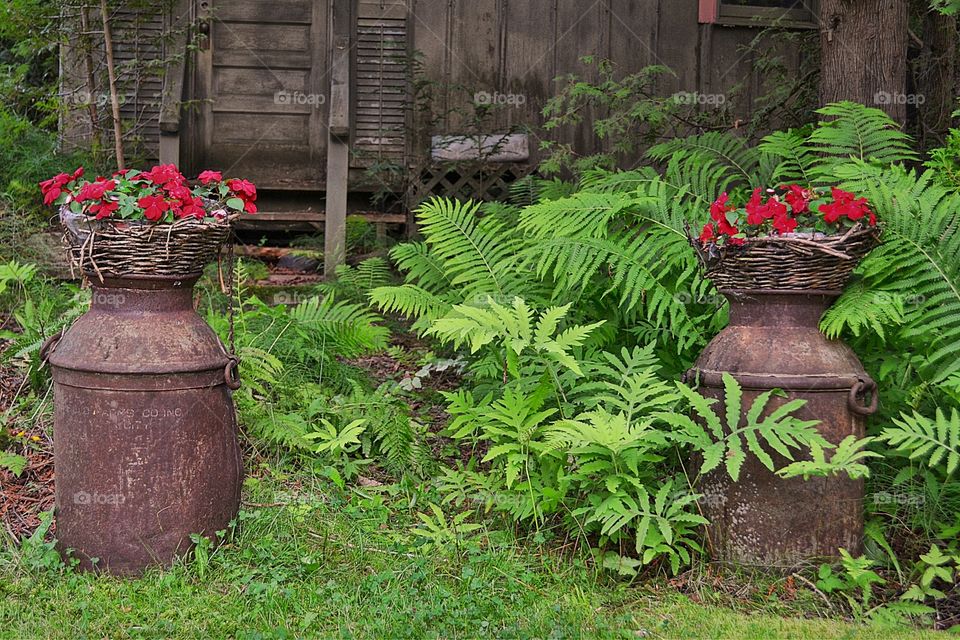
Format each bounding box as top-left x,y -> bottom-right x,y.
0,463 -> 945,640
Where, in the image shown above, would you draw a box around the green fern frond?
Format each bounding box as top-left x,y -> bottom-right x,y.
659,375 -> 824,481
758,129 -> 817,185
829,163 -> 960,382
808,102 -> 917,176
880,408 -> 960,477
369,283 -> 451,332
288,294 -> 389,357
415,197 -> 531,300
388,241 -> 452,294
776,436 -> 879,480
320,257 -> 393,303
820,281 -> 905,340
518,191 -> 635,240
647,131 -> 761,187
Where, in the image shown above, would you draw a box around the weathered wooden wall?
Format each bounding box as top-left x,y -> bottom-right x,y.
60,2 -> 170,164
62,0 -> 812,182
410,0 -> 809,163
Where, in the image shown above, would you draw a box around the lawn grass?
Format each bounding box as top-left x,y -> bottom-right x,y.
0,462 -> 944,640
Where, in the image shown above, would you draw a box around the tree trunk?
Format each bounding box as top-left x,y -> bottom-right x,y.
99,0 -> 126,170
819,0 -> 909,125
917,7 -> 957,147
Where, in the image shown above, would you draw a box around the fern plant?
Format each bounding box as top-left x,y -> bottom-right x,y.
824,163 -> 960,385
657,374 -> 826,482
880,409 -> 960,478
426,297 -> 604,380
371,198 -> 541,333
319,257 -> 393,305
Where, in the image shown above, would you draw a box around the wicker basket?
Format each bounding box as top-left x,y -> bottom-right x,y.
61,207 -> 233,280
693,225 -> 880,292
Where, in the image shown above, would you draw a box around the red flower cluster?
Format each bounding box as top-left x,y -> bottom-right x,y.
745,188 -> 796,234
701,192 -> 745,246
39,168 -> 84,206
227,178 -> 258,214
40,164 -> 258,224
819,187 -> 876,225
699,184 -> 877,248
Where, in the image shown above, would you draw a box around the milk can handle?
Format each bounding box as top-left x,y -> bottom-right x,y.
848,377 -> 878,416
224,355 -> 241,390
39,328 -> 65,365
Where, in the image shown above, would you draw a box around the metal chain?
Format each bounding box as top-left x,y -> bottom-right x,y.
227,231 -> 236,356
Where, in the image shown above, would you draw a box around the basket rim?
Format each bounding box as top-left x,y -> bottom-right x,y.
692,222 -> 881,269
59,203 -> 234,231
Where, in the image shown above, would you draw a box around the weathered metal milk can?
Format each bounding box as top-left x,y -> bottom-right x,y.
36,167 -> 251,574
687,289 -> 877,567
43,274 -> 242,574
688,195 -> 881,567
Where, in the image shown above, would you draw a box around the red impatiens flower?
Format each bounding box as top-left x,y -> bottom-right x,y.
76,179 -> 116,203
784,185 -> 812,214
819,187 -> 874,224
178,196 -> 207,220
143,164 -> 185,188
716,218 -> 738,237
227,178 -> 258,213
700,223 -> 716,245
89,199 -> 119,220
227,178 -> 257,200
165,183 -> 193,200
137,194 -> 171,222
710,193 -> 734,222
198,170 -> 222,185
40,173 -> 72,205
772,213 -> 798,234
745,188 -> 765,225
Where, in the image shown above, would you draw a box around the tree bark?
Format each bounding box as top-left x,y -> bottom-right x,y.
819,0 -> 909,125
917,7 -> 957,147
99,0 -> 126,170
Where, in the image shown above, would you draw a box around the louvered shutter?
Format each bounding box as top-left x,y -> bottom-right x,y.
353,0 -> 409,167
112,6 -> 166,163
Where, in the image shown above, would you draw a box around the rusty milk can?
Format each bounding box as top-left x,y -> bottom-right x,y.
43,274 -> 242,574
686,289 -> 877,567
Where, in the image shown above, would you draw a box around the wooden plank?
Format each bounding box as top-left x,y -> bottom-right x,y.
159,131 -> 180,166
657,0 -> 700,96
328,35 -> 351,138
212,113 -> 310,142
608,0 -> 659,72
447,0 -> 500,131
409,0 -> 451,137
325,0 -> 352,275
214,68 -> 310,95
553,0 -> 604,157
212,23 -> 311,52
697,24 -> 752,116
214,0 -> 314,23
501,0 -> 556,155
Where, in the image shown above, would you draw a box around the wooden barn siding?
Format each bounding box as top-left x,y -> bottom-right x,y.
409,0 -> 803,163
65,1 -> 804,174
60,4 -> 168,164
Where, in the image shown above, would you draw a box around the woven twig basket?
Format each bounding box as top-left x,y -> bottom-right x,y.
61,207 -> 233,280
692,225 -> 881,291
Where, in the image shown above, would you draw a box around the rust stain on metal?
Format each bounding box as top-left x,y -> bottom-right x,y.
46,275 -> 242,575
689,290 -> 875,568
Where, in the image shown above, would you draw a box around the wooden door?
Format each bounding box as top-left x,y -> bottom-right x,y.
196,0 -> 329,189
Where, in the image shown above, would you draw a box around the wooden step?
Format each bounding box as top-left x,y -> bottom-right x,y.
235,210 -> 406,231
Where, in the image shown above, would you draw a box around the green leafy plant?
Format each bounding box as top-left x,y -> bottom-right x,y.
880,408 -> 960,478
776,436 -> 879,481
659,374 -> 825,482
